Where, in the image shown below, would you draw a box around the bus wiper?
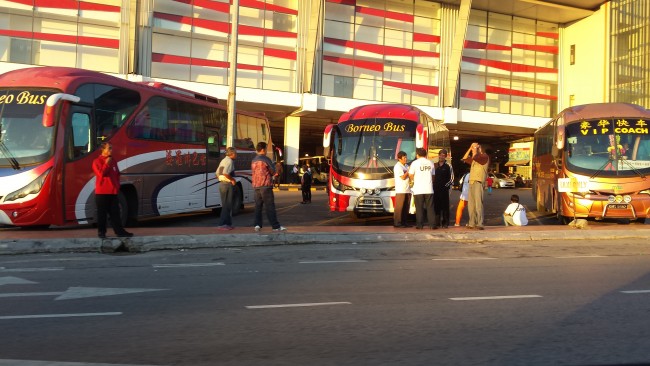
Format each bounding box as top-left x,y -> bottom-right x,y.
348,152 -> 371,177
0,140 -> 20,170
618,156 -> 646,179
375,155 -> 393,174
590,157 -> 611,180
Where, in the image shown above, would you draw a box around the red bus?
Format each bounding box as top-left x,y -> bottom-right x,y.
0,66 -> 275,227
323,103 -> 450,217
532,102 -> 650,223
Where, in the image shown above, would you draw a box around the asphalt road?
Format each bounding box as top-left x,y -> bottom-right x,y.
2,241 -> 650,365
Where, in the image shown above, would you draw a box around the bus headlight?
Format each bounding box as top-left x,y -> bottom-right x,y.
624,195 -> 632,203
331,176 -> 352,192
4,169 -> 51,202
360,188 -> 367,194
373,188 -> 381,195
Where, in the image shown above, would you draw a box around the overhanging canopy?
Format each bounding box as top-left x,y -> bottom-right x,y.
505,160 -> 530,166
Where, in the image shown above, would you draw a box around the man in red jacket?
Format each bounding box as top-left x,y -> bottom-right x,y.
92,142 -> 133,239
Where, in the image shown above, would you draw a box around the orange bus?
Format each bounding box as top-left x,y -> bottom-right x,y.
0,66 -> 275,227
532,103 -> 650,223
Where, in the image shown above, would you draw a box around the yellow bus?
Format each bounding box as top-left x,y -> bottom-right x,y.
532,103 -> 650,224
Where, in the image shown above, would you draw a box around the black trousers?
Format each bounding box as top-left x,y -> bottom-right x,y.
96,194 -> 127,235
414,194 -> 435,229
433,188 -> 450,227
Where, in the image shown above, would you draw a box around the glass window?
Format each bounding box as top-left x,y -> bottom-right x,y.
76,83 -> 140,142
70,113 -> 91,160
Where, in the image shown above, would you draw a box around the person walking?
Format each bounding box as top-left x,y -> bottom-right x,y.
462,142 -> 489,230
251,142 -> 287,232
92,142 -> 133,239
454,172 -> 470,227
433,149 -> 453,228
216,147 -> 237,230
393,151 -> 411,228
408,148 -> 436,230
300,164 -> 312,204
503,194 -> 528,226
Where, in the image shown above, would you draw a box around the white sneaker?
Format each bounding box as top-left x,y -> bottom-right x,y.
254,225 -> 261,232
273,226 -> 287,231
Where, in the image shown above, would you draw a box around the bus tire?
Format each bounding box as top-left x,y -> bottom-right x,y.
231,184 -> 244,216
557,214 -> 571,225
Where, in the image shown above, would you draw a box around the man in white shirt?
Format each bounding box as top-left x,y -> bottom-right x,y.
393,151 -> 411,228
503,194 -> 528,226
408,148 -> 436,229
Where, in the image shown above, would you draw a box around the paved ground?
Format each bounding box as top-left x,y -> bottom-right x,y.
1,185 -> 649,255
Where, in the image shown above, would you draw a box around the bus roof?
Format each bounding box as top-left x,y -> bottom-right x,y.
558,102 -> 650,122
0,66 -> 221,107
338,103 -> 423,123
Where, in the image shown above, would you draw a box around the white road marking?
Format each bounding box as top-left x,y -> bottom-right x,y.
0,287 -> 167,300
153,263 -> 225,268
1,267 -> 64,272
432,257 -> 497,261
246,302 -> 352,309
0,292 -> 60,298
0,312 -> 122,320
555,255 -> 606,258
299,260 -> 367,264
450,295 -> 542,301
621,290 -> 650,294
0,276 -> 37,286
0,360 -> 159,366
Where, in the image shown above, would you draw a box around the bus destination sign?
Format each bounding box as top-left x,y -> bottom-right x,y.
579,119 -> 648,135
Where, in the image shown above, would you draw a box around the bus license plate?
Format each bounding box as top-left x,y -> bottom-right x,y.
609,204 -> 628,209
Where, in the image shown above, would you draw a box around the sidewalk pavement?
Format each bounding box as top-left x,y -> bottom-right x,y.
2,220 -> 649,255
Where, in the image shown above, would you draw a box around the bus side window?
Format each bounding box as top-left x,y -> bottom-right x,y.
69,113 -> 91,160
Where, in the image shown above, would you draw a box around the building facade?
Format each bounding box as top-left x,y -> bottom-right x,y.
0,0 -> 646,166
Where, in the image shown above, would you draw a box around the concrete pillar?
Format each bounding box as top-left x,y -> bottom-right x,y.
284,116 -> 301,183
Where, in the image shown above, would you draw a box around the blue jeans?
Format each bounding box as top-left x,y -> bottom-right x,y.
218,182 -> 234,226
254,187 -> 281,229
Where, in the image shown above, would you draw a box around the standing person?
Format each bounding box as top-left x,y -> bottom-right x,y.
462,142 -> 489,230
503,194 -> 528,226
393,151 -> 411,228
92,142 -> 133,239
274,160 -> 283,188
454,171 -> 470,227
486,174 -> 494,194
216,147 -> 237,230
408,148 -> 436,230
300,164 -> 312,204
290,161 -> 299,184
433,149 -> 454,228
251,142 -> 287,232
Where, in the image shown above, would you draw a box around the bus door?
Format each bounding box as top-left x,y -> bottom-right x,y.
63,105 -> 96,224
205,127 -> 221,207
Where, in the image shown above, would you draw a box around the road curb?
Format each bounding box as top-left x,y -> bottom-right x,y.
2,229 -> 649,255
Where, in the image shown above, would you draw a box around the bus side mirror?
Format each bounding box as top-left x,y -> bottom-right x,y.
323,124 -> 335,148
415,124 -> 425,148
43,93 -> 81,127
556,126 -> 565,150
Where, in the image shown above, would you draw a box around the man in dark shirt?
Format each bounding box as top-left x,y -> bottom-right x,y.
251,142 -> 286,232
433,149 -> 453,228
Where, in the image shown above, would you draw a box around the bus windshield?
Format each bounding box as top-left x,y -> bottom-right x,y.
0,89 -> 57,168
332,118 -> 417,175
565,119 -> 650,177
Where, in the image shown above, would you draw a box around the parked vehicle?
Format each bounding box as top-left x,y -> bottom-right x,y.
488,172 -> 515,188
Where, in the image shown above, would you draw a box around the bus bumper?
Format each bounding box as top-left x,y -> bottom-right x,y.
561,193 -> 650,220
328,189 -> 393,214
